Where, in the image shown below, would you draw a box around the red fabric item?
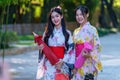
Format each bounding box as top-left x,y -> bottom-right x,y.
49,46 -> 65,59
34,35 -> 59,65
55,73 -> 69,80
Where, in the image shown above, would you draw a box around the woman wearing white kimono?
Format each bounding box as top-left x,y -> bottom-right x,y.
37,6 -> 75,80
73,5 -> 102,80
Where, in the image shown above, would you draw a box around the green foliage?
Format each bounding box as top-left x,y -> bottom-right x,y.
84,0 -> 100,20
62,1 -> 76,21
97,27 -> 119,37
0,0 -> 42,24
50,0 -> 100,22
40,0 -> 61,22
0,0 -> 18,7
0,31 -> 18,49
114,0 -> 120,7
97,28 -> 110,37
18,35 -> 34,40
114,7 -> 120,25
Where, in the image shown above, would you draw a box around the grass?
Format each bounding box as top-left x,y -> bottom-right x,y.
18,35 -> 34,40
16,41 -> 34,45
15,35 -> 35,46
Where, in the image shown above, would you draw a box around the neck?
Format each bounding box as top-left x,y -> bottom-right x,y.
55,24 -> 61,30
80,20 -> 88,27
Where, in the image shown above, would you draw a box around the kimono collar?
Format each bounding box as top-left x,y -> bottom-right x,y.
80,22 -> 90,28
79,22 -> 90,30
53,27 -> 62,33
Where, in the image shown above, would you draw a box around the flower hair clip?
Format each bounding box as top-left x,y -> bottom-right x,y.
50,6 -> 62,12
56,6 -> 62,10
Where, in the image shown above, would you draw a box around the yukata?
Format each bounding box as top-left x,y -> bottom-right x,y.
38,27 -> 75,80
73,22 -> 102,80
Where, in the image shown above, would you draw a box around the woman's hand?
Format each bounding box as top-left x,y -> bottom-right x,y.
55,60 -> 64,70
82,49 -> 92,58
72,68 -> 77,75
32,32 -> 38,37
38,44 -> 44,53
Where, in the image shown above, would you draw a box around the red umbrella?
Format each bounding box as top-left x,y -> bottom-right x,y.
33,32 -> 59,65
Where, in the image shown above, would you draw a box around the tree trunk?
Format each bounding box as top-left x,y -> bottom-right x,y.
99,0 -> 108,28
104,0 -> 119,28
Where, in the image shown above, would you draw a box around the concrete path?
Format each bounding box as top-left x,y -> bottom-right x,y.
1,33 -> 120,80
98,33 -> 120,80
2,50 -> 39,80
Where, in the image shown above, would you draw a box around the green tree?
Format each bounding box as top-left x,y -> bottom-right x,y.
85,0 -> 99,20
41,0 -> 61,22
99,0 -> 108,28
61,0 -> 76,22
0,0 -> 18,62
99,0 -> 119,28
105,0 -> 119,28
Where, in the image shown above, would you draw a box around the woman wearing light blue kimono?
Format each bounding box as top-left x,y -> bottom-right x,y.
73,5 -> 102,80
36,6 -> 75,80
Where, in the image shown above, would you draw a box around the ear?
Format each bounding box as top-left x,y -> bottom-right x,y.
86,13 -> 89,18
61,15 -> 63,19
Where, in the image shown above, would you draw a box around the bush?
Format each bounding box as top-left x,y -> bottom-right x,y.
18,35 -> 34,40
97,27 -> 119,37
97,28 -> 110,37
0,31 -> 18,49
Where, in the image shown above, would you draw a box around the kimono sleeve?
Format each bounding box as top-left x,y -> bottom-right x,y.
91,28 -> 102,71
62,30 -> 75,64
93,28 -> 102,53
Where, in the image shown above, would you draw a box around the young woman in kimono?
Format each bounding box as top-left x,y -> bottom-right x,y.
36,6 -> 75,80
73,5 -> 102,80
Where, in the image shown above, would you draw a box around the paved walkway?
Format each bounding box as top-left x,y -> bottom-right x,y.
1,33 -> 120,80
98,33 -> 120,80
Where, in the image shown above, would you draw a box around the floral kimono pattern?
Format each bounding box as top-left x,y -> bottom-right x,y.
38,27 -> 75,80
73,22 -> 102,80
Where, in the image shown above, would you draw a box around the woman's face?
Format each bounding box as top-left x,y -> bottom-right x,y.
76,9 -> 87,24
51,11 -> 63,27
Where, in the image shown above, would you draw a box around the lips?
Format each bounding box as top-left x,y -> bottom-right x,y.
54,20 -> 59,25
77,18 -> 83,23
78,18 -> 83,21
54,20 -> 59,23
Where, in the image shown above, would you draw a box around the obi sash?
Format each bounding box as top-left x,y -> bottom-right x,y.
49,46 -> 65,59
75,43 -> 84,57
74,42 -> 93,68
75,42 -> 93,57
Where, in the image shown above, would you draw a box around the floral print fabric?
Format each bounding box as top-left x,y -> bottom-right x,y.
73,22 -> 102,80
40,27 -> 75,80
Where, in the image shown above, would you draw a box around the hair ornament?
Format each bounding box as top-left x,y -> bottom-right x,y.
56,6 -> 62,10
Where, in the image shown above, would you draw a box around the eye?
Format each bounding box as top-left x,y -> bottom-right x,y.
79,13 -> 82,15
51,16 -> 54,19
76,14 -> 79,16
55,14 -> 60,18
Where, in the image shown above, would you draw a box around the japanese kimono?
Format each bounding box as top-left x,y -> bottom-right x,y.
73,22 -> 102,80
37,27 -> 75,80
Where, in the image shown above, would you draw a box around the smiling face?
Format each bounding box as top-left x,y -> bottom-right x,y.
76,9 -> 88,26
51,11 -> 63,27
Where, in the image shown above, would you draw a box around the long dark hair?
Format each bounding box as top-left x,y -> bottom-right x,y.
44,6 -> 69,50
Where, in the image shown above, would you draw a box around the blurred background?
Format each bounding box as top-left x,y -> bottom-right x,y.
0,0 -> 120,80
